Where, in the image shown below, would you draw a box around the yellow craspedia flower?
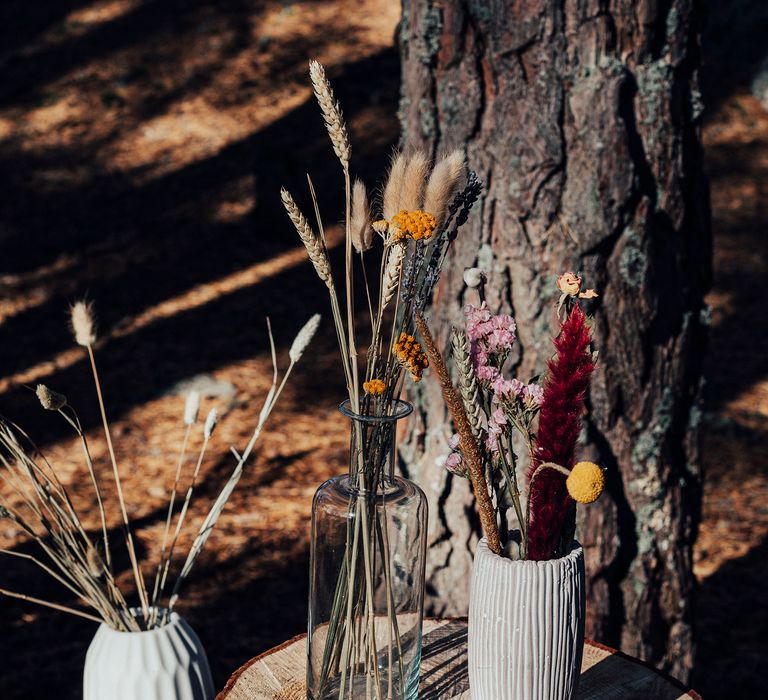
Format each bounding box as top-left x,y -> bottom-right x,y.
566,461 -> 604,504
391,210 -> 437,242
363,378 -> 387,395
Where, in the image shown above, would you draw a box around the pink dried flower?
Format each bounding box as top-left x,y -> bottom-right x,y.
491,407 -> 507,427
448,433 -> 461,450
445,451 -> 464,474
523,383 -> 544,407
476,364 -> 500,382
510,378 -> 526,396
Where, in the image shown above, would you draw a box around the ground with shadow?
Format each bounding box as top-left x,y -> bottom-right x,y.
0,1 -> 766,699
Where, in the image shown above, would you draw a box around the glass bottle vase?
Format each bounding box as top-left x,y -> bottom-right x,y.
307,399 -> 427,700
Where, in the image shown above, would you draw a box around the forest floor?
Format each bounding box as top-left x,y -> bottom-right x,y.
0,2 -> 765,699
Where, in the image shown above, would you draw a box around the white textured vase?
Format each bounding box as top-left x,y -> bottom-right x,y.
468,538 -> 585,700
83,611 -> 215,700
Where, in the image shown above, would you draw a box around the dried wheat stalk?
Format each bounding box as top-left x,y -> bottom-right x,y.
309,60 -> 350,168
281,188 -> 333,288
451,328 -> 484,441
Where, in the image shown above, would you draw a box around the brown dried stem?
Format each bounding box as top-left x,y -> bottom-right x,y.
415,313 -> 501,555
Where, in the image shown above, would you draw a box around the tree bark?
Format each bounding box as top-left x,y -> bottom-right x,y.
398,0 -> 710,681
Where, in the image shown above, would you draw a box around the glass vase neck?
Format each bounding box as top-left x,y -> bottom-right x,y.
339,399 -> 412,488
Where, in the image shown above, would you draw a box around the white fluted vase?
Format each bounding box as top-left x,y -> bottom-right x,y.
83,611 -> 215,700
468,538 -> 585,700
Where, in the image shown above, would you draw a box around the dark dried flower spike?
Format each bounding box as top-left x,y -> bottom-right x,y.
526,305 -> 594,561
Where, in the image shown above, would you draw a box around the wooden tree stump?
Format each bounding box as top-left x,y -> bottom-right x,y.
217,619 -> 701,699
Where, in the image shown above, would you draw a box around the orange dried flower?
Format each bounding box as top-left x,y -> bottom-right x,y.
556,271 -> 582,296
393,332 -> 429,381
363,378 -> 387,395
391,210 -> 437,242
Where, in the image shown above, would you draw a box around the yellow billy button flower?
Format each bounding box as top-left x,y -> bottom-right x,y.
391,210 -> 437,242
363,378 -> 387,395
566,461 -> 605,504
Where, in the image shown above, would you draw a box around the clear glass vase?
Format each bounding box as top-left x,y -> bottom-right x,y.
307,399 -> 427,700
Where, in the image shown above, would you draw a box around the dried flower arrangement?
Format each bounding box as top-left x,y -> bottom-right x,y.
418,271 -> 604,561
0,301 -> 318,630
284,61 -> 481,698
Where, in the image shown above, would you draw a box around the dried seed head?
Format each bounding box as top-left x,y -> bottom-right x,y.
203,408 -> 218,439
424,149 -> 465,226
35,384 -> 67,411
382,152 -> 407,220
86,544 -> 104,578
308,60 -> 350,167
401,152 -> 429,211
281,187 -> 333,288
351,179 -> 372,253
463,267 -> 485,289
70,300 -> 96,347
289,313 -> 321,363
380,244 -> 405,310
184,391 -> 201,426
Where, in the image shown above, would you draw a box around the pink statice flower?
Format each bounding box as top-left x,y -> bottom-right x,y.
492,376 -> 526,399
448,433 -> 461,450
445,451 -> 464,475
523,383 -> 544,407
476,364 -> 500,382
464,303 -> 492,340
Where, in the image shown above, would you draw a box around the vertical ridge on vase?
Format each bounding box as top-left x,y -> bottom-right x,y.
468,539 -> 586,700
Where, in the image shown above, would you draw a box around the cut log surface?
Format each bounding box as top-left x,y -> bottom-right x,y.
217,619 -> 701,700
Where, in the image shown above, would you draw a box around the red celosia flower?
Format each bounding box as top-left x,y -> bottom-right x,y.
527,305 -> 594,561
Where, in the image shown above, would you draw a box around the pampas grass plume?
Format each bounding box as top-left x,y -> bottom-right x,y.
383,152 -> 407,219
70,300 -> 96,347
401,152 -> 429,211
351,179 -> 372,253
424,149 -> 465,225
289,313 -> 321,363
184,391 -> 200,426
203,408 -> 218,439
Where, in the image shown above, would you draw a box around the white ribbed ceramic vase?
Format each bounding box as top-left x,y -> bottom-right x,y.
468,538 -> 585,700
83,611 -> 215,700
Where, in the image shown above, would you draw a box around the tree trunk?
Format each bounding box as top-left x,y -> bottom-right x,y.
397,0 -> 710,681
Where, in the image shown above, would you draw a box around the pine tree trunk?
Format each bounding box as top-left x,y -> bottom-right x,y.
398,0 -> 710,681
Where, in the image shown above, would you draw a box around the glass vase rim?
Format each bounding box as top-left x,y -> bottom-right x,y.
338,398 -> 413,423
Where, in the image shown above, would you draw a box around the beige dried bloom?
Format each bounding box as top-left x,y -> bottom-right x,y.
70,300 -> 96,347
382,152 -> 407,220
400,152 -> 429,211
184,391 -> 200,426
463,267 -> 485,289
351,179 -> 372,253
203,408 -> 218,439
424,149 -> 465,226
289,313 -> 321,363
35,384 -> 67,411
